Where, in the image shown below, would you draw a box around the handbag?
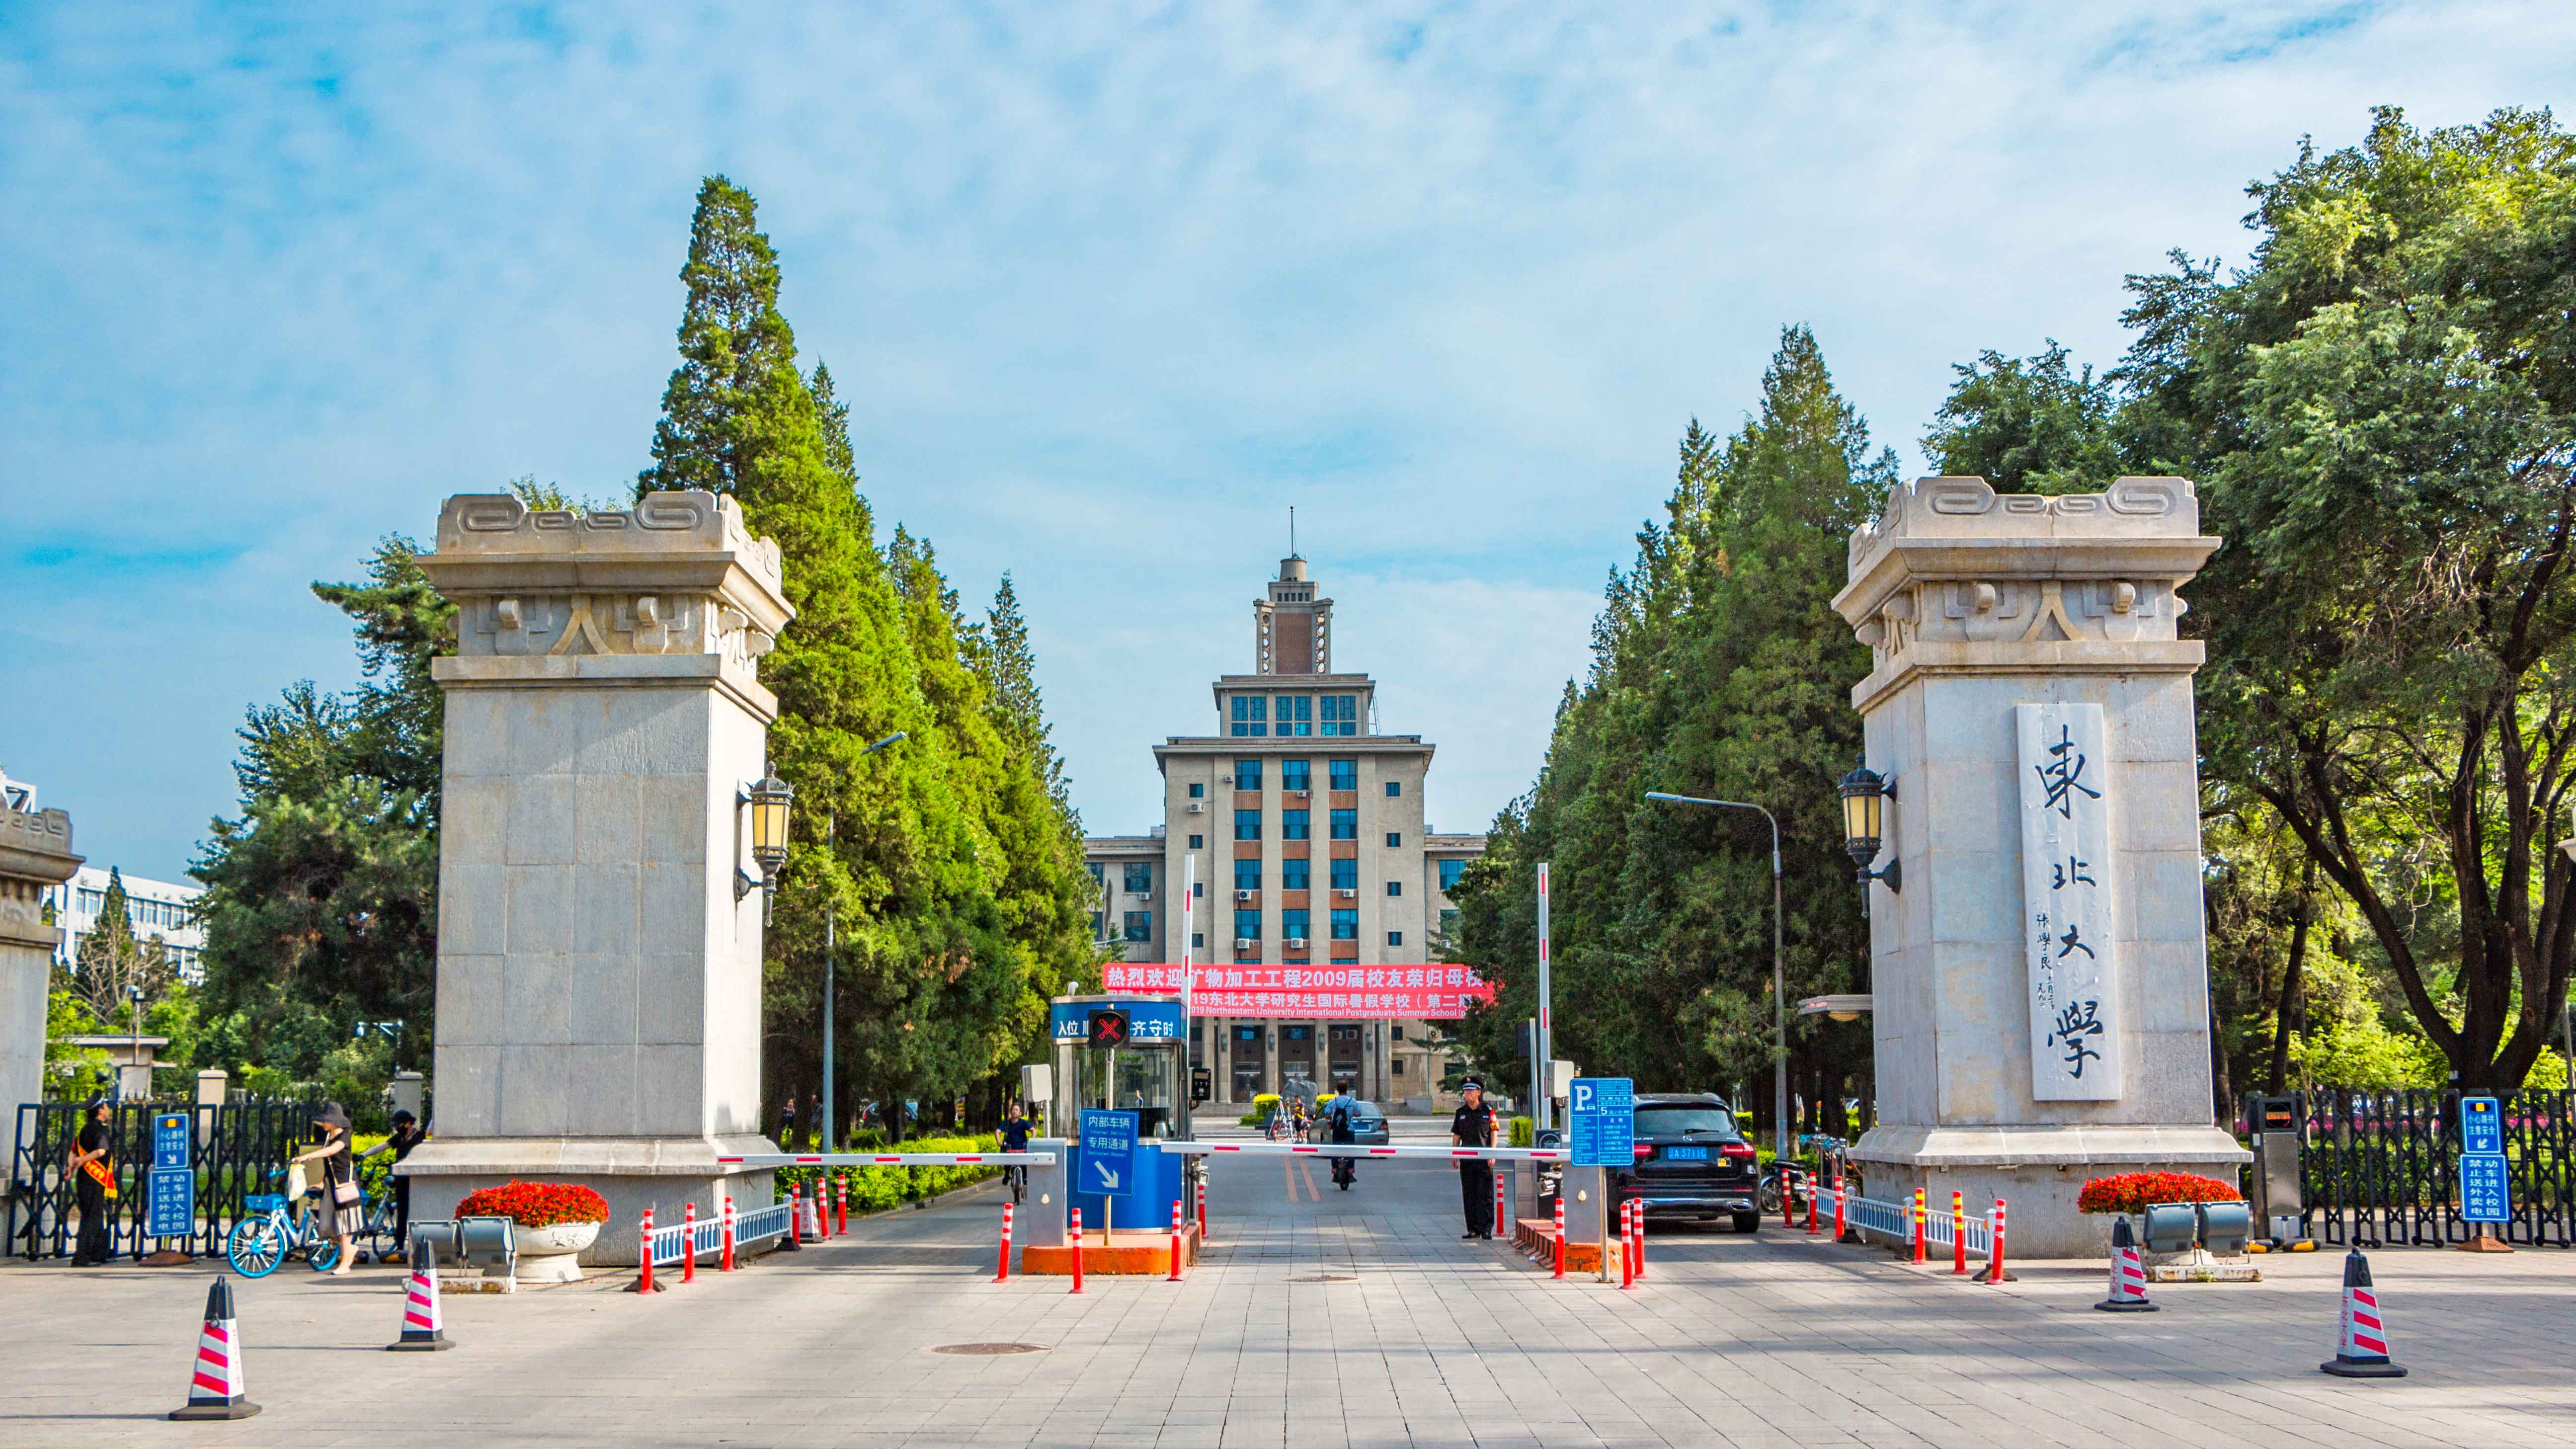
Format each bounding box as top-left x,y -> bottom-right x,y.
331,1172 -> 360,1207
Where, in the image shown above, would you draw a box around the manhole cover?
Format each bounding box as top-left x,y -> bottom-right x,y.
1287,1274 -> 1359,1283
926,1342 -> 1049,1356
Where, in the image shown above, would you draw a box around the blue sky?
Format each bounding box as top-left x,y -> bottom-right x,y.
4,1 -> 2571,883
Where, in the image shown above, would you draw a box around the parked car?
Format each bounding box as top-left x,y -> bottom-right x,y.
1609,1093 -> 1762,1232
1320,1095 -> 1391,1146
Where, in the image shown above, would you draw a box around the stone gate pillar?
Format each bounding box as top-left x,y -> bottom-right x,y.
1832,476 -> 2248,1257
402,490 -> 793,1264
0,805 -> 81,1117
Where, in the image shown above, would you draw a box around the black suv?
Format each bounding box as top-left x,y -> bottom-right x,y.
1610,1093 -> 1762,1232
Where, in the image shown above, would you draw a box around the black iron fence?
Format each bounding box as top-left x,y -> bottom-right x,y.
8,1099 -> 323,1262
2260,1088 -> 2576,1248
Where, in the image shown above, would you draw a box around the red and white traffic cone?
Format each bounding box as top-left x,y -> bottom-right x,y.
1168,1200 -> 1185,1282
1976,1199 -> 2015,1284
169,1276 -> 260,1420
994,1202 -> 1013,1284
2094,1216 -> 2156,1313
1069,1208 -> 1085,1295
386,1238 -> 453,1351
721,1195 -> 736,1273
2321,1248 -> 2407,1377
1551,1196 -> 1567,1280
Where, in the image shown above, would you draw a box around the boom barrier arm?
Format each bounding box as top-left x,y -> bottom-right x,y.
1166,1142 -> 1567,1161
715,1152 -> 1058,1167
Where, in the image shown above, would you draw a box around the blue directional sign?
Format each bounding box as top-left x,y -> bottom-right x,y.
1568,1077 -> 1634,1168
147,1168 -> 194,1238
1080,1109 -> 1140,1198
152,1111 -> 191,1171
2460,1095 -> 2510,1224
1051,999 -> 1186,1043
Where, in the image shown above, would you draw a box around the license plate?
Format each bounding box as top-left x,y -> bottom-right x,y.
1664,1146 -> 1709,1161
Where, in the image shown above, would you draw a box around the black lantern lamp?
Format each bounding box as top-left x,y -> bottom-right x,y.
1838,757 -> 1900,893
737,764 -> 795,920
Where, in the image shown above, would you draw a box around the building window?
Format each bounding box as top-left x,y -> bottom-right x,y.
1329,759 -> 1358,791
1331,858 -> 1357,891
1387,931 -> 1403,946
1230,696 -> 1269,736
1282,908 -> 1310,940
1123,911 -> 1153,942
1234,809 -> 1261,841
1281,759 -> 1311,792
1189,833 -> 1204,849
1393,1058 -> 1406,1076
1091,910 -> 1105,939
1193,932 -> 1206,949
1440,859 -> 1465,890
1234,859 -> 1261,891
1385,881 -> 1402,897
1235,759 -> 1263,791
1282,695 -> 1313,736
1321,695 -> 1359,736
1329,809 -> 1357,840
1385,780 -> 1402,798
1441,908 -> 1460,936
1331,908 -> 1359,940
1124,862 -> 1153,894
1281,857 -> 1310,890
1234,909 -> 1261,941
1189,782 -> 1205,799
1392,1025 -> 1406,1041
1386,832 -> 1402,847
1282,809 -> 1310,841
1194,881 -> 1205,898
1086,862 -> 1104,888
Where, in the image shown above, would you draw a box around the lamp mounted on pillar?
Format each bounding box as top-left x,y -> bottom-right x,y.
1837,758 -> 1899,894
737,765 -> 795,922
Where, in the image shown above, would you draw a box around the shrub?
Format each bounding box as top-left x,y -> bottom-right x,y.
2076,1172 -> 2243,1215
456,1181 -> 611,1228
1508,1116 -> 1533,1147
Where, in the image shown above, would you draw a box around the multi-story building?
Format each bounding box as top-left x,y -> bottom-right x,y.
1086,556 -> 1487,1110
45,866 -> 209,984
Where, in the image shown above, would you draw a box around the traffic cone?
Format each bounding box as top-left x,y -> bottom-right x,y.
386,1239 -> 453,1351
2321,1248 -> 2407,1378
169,1276 -> 261,1420
2093,1217 -> 2157,1313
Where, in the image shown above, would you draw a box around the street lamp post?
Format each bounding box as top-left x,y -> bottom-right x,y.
1644,793 -> 1788,1160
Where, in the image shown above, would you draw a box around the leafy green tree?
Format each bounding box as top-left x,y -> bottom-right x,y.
66,869 -> 173,1026
1451,327 -> 1887,1134
1921,342 -> 2125,495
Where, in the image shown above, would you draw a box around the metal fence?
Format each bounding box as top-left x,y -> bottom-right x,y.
2271,1088 -> 2576,1249
8,1099 -> 323,1262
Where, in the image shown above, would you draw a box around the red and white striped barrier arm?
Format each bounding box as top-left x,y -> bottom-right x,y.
715,1151 -> 1058,1167
1166,1142 -> 1568,1161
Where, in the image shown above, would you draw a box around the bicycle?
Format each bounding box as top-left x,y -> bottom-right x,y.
225,1169 -> 344,1278
1002,1163 -> 1028,1205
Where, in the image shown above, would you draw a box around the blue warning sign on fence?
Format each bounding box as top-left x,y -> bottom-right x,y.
2460,1095 -> 2509,1224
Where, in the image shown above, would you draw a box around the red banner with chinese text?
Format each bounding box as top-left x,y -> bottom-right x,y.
1100,964 -> 1495,1019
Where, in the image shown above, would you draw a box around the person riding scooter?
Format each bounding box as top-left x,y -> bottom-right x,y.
1325,1092 -> 1359,1190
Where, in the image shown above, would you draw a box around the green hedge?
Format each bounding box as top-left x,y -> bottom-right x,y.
1508,1116 -> 1534,1147
772,1134 -> 1002,1213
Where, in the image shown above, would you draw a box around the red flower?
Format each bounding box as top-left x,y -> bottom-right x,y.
455,1181 -> 612,1229
2077,1172 -> 2243,1215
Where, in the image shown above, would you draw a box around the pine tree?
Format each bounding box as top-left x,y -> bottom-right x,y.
68,869 -> 172,1025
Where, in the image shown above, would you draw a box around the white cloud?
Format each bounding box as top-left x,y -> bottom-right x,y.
2,0 -> 2571,874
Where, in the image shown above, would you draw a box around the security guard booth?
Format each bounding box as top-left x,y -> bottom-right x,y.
1051,992 -> 1194,1238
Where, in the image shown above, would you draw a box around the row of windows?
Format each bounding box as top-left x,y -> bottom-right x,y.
1232,858 -> 1383,891
1231,909 -> 1400,944
1230,695 -> 1361,737
1217,760 -> 1379,793
71,888 -> 197,933
1098,855 -> 1468,902
1233,811 -> 1398,846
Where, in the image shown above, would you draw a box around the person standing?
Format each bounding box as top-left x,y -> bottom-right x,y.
359,1110 -> 428,1257
778,1095 -> 799,1151
66,1098 -> 117,1266
1326,1093 -> 1358,1190
998,1102 -> 1034,1204
1451,1080 -> 1498,1239
290,1104 -> 360,1276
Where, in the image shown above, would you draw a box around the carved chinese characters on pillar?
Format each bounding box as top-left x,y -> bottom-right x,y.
2017,702 -> 2120,1101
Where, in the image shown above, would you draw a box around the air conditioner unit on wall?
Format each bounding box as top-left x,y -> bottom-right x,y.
1287,937 -> 1307,949
1186,802 -> 1206,813
1235,889 -> 1253,902
1335,888 -> 1356,899
1234,938 -> 1255,952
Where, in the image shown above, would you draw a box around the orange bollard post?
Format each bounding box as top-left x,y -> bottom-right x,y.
1807,1171 -> 1821,1234
1552,1195 -> 1566,1280
1977,1198 -> 2015,1284
995,1202 -> 1013,1283
1783,1166 -> 1798,1228
1952,1191 -> 1968,1275
1912,1188 -> 1926,1265
1619,1200 -> 1636,1289
638,1207 -> 655,1293
682,1202 -> 697,1284
1633,1197 -> 1647,1280
1494,1162 -> 1507,1237
1196,1174 -> 1210,1248
1168,1201 -> 1185,1282
1833,1174 -> 1848,1243
1069,1208 -> 1085,1294
722,1195 -> 736,1272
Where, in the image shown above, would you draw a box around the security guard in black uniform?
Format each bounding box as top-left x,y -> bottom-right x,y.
1451,1079 -> 1498,1239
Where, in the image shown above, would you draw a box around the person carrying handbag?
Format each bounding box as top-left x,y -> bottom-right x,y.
291,1103 -> 361,1277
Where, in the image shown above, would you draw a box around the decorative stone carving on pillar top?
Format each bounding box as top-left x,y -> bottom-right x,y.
1831,476 -> 2249,1258
0,805 -> 82,1118
400,490 -> 794,1264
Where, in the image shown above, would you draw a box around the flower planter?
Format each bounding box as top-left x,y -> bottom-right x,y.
513,1220 -> 601,1283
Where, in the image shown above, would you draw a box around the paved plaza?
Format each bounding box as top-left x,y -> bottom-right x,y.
3,1120 -> 2571,1449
